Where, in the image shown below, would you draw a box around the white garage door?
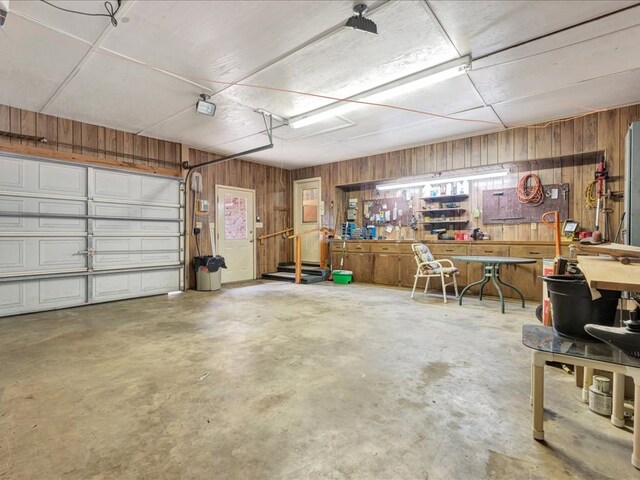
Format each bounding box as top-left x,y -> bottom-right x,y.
0,153 -> 184,317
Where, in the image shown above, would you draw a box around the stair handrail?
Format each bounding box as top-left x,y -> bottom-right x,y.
257,227 -> 293,245
287,227 -> 334,284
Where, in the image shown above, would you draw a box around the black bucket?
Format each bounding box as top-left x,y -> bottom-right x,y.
542,275 -> 620,340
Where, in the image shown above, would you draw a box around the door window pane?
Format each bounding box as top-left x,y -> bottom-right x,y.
224,195 -> 247,240
302,187 -> 318,223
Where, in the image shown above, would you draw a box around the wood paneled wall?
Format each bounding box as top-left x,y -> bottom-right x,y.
0,104 -> 182,171
292,104 -> 640,242
186,148 -> 292,284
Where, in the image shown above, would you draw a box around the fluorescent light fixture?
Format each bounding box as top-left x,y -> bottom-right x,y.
196,94 -> 216,117
289,56 -> 470,129
427,170 -> 509,185
376,169 -> 508,191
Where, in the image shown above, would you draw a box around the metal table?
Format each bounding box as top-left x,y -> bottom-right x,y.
452,255 -> 536,313
523,324 -> 640,469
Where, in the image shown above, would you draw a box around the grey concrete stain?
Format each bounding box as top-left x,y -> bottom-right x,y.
0,281 -> 637,479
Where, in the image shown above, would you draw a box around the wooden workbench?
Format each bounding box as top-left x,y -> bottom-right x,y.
577,255 -> 640,293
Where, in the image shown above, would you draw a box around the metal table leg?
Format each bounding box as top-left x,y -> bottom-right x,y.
496,267 -> 526,308
458,266 -> 491,305
488,264 -> 505,314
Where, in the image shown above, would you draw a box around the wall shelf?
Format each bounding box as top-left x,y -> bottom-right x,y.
419,194 -> 469,202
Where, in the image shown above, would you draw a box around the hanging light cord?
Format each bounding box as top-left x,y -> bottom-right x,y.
517,173 -> 544,206
39,0 -> 122,27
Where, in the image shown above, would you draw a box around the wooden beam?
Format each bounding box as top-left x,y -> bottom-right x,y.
0,141 -> 182,177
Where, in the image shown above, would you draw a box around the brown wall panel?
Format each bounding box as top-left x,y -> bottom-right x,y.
185,148 -> 293,286
292,103 -> 640,243
0,103 -> 181,171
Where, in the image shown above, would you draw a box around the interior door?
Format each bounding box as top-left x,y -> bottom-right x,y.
293,178 -> 321,263
215,185 -> 255,283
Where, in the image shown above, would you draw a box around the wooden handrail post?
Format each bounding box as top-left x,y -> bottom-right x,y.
295,235 -> 302,284
320,229 -> 326,269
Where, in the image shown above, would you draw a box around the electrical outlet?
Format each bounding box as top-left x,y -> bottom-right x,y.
531,222 -> 537,230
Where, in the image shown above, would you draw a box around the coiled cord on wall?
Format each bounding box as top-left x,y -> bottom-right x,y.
584,180 -> 598,208
517,173 -> 544,206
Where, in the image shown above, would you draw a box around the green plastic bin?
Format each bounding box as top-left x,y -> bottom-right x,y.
332,270 -> 352,284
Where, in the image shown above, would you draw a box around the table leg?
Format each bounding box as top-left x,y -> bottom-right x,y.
532,351 -> 545,440
632,378 -> 640,469
582,367 -> 594,403
458,274 -> 490,305
478,266 -> 493,301
612,372 -> 625,428
489,264 -> 505,314
496,270 -> 526,308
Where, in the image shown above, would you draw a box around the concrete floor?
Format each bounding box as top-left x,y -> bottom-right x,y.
0,281 -> 637,479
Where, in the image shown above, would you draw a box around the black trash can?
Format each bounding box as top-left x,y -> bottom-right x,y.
543,275 -> 620,340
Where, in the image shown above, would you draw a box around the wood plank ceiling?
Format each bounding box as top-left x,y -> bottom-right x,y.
1,0 -> 639,169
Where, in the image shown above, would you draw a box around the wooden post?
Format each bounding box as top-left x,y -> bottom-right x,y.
320,229 -> 326,269
295,235 -> 302,284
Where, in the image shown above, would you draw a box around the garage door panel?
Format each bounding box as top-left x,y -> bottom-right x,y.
0,157 -> 26,189
39,276 -> 86,305
0,240 -> 25,269
94,170 -> 139,200
39,200 -> 86,230
0,197 -> 24,228
140,237 -> 180,263
93,238 -> 137,266
0,197 -> 86,233
0,237 -> 86,274
0,276 -> 86,316
92,203 -> 180,234
0,157 -> 86,198
141,176 -> 180,204
93,272 -> 138,298
39,238 -> 87,269
38,163 -> 86,197
0,282 -> 26,311
141,269 -> 179,293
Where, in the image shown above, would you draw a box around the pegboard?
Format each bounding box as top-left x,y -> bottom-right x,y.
362,196 -> 412,226
482,183 -> 570,224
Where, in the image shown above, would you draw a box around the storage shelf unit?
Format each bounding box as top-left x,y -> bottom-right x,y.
419,195 -> 469,231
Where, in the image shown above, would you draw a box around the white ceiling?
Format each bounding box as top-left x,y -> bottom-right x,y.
1,0 -> 640,169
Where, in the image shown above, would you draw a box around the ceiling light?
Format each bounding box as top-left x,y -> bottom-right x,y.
376,169 -> 508,191
345,4 -> 377,35
196,94 -> 216,117
288,56 -> 470,129
0,0 -> 9,27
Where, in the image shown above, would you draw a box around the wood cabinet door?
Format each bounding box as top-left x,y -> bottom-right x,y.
499,260 -> 543,302
373,254 -> 400,285
400,254 -> 422,288
346,253 -> 373,283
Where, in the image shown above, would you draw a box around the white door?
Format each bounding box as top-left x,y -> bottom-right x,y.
215,186 -> 255,283
293,178 -> 322,263
0,153 -> 184,317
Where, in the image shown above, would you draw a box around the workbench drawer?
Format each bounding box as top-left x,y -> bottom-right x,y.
399,244 -> 415,254
429,244 -> 468,255
371,243 -> 400,254
347,242 -> 371,253
510,245 -> 556,259
331,242 -> 347,252
469,245 -> 509,257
